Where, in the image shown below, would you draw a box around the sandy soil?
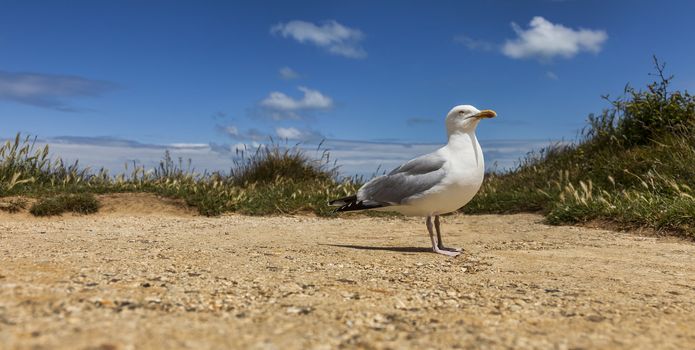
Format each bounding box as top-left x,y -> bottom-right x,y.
1,194 -> 695,349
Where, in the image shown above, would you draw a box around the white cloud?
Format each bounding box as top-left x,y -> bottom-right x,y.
546,71 -> 559,80
167,143 -> 209,148
275,127 -> 303,139
279,66 -> 300,80
260,86 -> 333,120
261,86 -> 332,111
274,127 -> 324,142
502,16 -> 607,60
271,20 -> 367,59
453,35 -> 495,51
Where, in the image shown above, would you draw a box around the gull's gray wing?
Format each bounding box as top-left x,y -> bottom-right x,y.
357,152 -> 446,205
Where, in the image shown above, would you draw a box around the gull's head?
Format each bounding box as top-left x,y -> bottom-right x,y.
445,105 -> 496,134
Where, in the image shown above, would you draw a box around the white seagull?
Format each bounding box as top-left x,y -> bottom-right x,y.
329,105 -> 496,257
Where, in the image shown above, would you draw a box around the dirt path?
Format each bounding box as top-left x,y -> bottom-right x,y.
1,197 -> 695,349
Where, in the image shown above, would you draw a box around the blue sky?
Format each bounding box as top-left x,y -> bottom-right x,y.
1,0 -> 694,175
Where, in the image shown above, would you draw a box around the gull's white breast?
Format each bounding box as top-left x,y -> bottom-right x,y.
385,132 -> 485,216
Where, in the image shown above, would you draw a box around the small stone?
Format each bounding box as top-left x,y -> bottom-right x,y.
286,306 -> 312,315
586,315 -> 606,322
341,291 -> 358,300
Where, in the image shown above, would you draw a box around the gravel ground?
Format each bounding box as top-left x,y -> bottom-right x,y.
1,194 -> 695,349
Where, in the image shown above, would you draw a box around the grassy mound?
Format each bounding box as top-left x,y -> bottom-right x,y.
0,135 -> 359,217
465,58 -> 695,237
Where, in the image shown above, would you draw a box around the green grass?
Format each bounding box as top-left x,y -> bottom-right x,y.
464,57 -> 695,237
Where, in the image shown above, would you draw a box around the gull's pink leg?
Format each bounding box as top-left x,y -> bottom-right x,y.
427,216 -> 460,257
435,215 -> 462,253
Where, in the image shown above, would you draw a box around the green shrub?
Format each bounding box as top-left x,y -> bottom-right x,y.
63,193 -> 100,214
29,193 -> 99,216
30,197 -> 64,216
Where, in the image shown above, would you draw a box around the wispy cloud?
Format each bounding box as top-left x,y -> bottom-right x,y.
211,111 -> 228,120
279,66 -> 300,80
545,71 -> 559,80
271,20 -> 367,59
217,124 -> 267,142
0,70 -> 118,111
275,126 -> 324,142
406,117 -> 435,126
453,34 -> 495,51
502,16 -> 607,61
275,126 -> 302,139
259,86 -> 333,120
221,125 -> 239,137
261,86 -> 332,111
50,136 -> 160,149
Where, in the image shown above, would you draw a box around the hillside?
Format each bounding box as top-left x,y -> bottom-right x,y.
466,59 -> 695,237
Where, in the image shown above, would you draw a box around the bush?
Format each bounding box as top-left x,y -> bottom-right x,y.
29,193 -> 100,216
30,197 -> 64,216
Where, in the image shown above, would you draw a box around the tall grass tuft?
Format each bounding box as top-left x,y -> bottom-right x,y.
465,57 -> 695,237
231,141 -> 336,185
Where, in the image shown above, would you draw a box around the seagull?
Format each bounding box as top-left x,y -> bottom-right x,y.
329,105 -> 496,257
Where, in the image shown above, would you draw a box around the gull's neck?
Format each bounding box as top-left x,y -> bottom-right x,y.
446,129 -> 477,146
446,130 -> 483,167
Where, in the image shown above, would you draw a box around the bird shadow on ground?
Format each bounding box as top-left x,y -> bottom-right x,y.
321,244 -> 431,253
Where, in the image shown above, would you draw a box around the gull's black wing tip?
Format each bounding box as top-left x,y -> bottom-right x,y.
328,195 -> 357,207
329,195 -> 390,212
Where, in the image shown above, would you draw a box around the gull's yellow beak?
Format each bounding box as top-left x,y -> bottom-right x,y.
475,110 -> 497,119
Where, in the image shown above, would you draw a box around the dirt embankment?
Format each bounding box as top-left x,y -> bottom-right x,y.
1,194 -> 694,349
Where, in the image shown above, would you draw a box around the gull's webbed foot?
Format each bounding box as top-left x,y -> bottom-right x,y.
439,246 -> 463,253
432,248 -> 461,257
